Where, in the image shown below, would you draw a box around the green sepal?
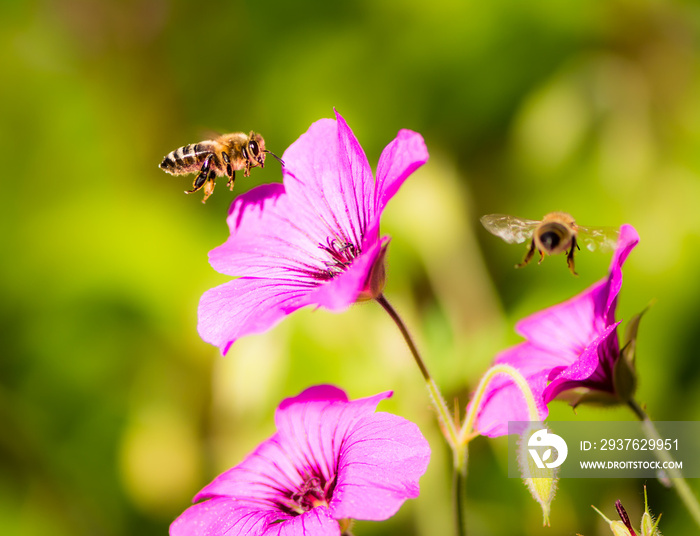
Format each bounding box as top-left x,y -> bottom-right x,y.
614,305 -> 651,402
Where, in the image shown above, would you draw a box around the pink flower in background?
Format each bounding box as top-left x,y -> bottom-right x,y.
170,385 -> 431,536
198,111 -> 428,354
475,225 -> 640,437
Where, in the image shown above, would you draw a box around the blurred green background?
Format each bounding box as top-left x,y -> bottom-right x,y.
2,0 -> 700,534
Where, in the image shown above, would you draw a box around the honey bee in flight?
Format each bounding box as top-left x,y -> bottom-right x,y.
159,131 -> 283,203
480,212 -> 619,275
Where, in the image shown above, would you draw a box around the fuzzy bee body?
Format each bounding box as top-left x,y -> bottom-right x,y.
159,131 -> 282,203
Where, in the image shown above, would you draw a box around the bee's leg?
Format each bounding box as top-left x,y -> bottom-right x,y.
187,153 -> 214,194
201,170 -> 217,203
222,152 -> 235,190
225,170 -> 236,191
516,240 -> 536,269
566,235 -> 579,276
243,161 -> 251,178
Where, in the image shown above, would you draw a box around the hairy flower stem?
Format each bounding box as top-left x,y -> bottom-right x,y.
628,398 -> 700,529
375,294 -> 465,536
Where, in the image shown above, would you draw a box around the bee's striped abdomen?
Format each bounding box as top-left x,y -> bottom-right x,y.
159,142 -> 217,175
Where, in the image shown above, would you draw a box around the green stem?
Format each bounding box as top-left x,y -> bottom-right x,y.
628,398 -> 700,528
375,294 -> 465,536
453,446 -> 468,536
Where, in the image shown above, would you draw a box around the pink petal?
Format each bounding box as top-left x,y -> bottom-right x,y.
542,322 -> 620,401
170,498 -> 340,536
334,110 -> 376,237
330,412 -> 431,520
277,384 -> 349,410
603,224 -> 639,323
273,390 -> 394,490
374,129 -> 429,215
170,498 -> 272,536
494,341 -> 567,376
275,386 -> 387,425
515,280 -> 608,360
281,112 -> 374,252
262,508 -> 341,536
198,278 -> 312,355
194,431 -> 304,506
210,183 -> 329,282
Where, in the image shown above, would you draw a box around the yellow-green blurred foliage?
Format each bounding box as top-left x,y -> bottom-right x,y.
2,0 -> 700,534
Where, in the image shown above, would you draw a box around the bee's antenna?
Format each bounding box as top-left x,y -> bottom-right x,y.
264,150 -> 285,167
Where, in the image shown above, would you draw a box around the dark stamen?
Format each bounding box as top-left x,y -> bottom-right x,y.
314,238 -> 360,280
275,473 -> 336,517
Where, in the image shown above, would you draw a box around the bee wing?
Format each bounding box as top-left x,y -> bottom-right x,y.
480,214 -> 540,244
199,127 -> 222,140
576,225 -> 620,252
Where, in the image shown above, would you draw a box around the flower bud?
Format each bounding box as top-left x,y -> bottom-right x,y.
641,485 -> 662,536
640,513 -> 654,536
610,520 -> 636,536
589,487 -> 662,536
591,505 -> 636,536
517,423 -> 558,526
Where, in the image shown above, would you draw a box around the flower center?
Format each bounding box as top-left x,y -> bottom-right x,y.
316,237 -> 360,280
278,474 -> 336,516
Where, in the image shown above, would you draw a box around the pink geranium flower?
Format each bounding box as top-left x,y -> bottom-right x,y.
170,385 -> 431,536
475,224 -> 640,437
198,111 -> 428,354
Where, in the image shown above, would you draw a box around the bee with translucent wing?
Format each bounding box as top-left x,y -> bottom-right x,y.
159,131 -> 283,203
480,211 -> 619,275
